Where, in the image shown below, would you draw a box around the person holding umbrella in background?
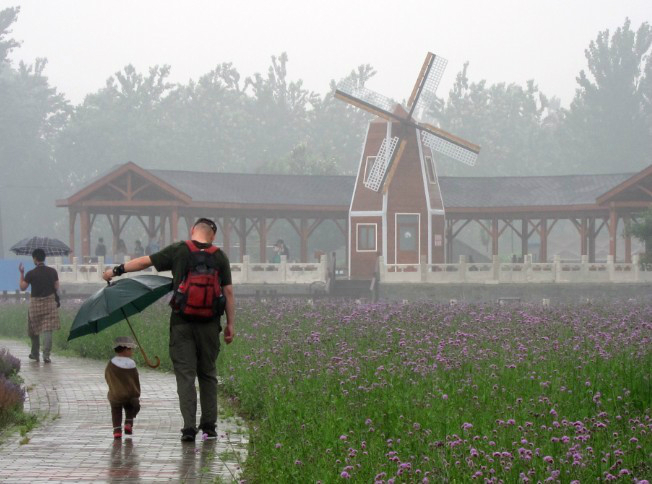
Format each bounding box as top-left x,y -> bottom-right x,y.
102,217 -> 235,442
18,248 -> 61,363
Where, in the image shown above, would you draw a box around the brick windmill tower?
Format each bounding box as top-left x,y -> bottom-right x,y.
335,52 -> 480,279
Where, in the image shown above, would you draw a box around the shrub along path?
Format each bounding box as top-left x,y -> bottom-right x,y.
0,339 -> 246,483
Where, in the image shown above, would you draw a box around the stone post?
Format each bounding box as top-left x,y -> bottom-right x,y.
420,257 -> 428,283
553,255 -> 561,283
73,257 -> 79,282
607,254 -> 615,282
492,255 -> 500,282
458,255 -> 467,282
242,255 -> 250,283
280,255 -> 287,283
633,254 -> 640,282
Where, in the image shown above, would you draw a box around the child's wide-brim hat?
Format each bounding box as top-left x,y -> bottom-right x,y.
113,336 -> 138,349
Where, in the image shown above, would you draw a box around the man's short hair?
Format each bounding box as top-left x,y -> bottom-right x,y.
193,218 -> 217,234
32,248 -> 46,262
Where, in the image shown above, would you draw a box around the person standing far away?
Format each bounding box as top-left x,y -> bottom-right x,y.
102,217 -> 235,442
18,248 -> 61,363
277,239 -> 290,260
95,237 -> 107,258
133,240 -> 144,258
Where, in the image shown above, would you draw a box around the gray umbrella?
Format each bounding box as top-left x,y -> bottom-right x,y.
10,237 -> 71,256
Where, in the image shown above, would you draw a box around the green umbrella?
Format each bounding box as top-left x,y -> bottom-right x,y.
68,274 -> 173,368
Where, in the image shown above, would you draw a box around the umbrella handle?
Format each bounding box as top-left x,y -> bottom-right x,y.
122,310 -> 161,369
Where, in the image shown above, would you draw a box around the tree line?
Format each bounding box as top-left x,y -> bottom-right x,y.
0,6 -> 650,253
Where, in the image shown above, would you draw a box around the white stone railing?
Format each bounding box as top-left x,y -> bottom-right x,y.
53,255 -> 329,286
230,255 -> 329,285
379,255 -> 652,284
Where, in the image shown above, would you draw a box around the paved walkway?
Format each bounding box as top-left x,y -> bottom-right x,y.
0,339 -> 247,483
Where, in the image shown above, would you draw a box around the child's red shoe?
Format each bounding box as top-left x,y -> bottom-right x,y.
124,424 -> 133,435
113,428 -> 122,439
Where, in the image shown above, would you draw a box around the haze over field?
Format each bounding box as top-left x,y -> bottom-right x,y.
8,0 -> 651,106
0,1 -> 650,257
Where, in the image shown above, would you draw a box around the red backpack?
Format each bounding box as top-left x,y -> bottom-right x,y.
170,240 -> 225,320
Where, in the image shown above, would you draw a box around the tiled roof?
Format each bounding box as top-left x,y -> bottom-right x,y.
149,169 -> 356,208
438,173 -> 633,208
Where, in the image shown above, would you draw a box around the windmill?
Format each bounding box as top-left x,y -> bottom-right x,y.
335,52 -> 480,193
339,52 -> 481,278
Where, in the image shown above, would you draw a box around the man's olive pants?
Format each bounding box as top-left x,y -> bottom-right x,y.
169,320 -> 221,431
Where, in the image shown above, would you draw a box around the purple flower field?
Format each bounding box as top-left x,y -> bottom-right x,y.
221,301 -> 652,482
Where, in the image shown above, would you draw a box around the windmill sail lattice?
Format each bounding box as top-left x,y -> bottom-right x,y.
410,55 -> 448,120
335,51 -> 480,193
363,136 -> 399,191
421,131 -> 478,166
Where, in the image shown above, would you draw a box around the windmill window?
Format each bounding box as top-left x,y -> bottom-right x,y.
425,155 -> 437,184
356,223 -> 377,252
363,156 -> 377,184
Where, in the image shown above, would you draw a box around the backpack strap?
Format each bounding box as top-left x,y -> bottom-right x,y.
185,240 -> 219,254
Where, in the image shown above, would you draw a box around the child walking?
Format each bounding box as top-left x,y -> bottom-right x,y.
105,336 -> 141,439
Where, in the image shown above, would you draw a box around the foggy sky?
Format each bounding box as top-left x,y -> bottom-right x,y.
5,0 -> 651,106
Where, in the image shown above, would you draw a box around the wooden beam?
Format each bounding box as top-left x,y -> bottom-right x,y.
491,218 -> 499,256
382,139 -> 408,194
107,182 -> 129,198
80,209 -> 91,258
609,206 -> 617,260
540,218 -> 548,262
68,210 -> 76,258
521,218 -> 528,257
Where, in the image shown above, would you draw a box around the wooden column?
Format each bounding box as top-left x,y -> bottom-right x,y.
170,208 -> 179,243
521,218 -> 528,257
259,218 -> 268,262
300,218 -> 309,262
80,209 -> 91,258
160,215 -> 167,246
624,215 -> 632,263
491,218 -> 499,256
148,215 -> 156,242
609,205 -> 617,261
239,217 -> 247,262
588,217 -> 596,263
111,214 -> 120,255
68,209 -> 76,258
540,218 -> 548,262
580,218 -> 588,256
223,217 -> 232,259
446,219 -> 454,263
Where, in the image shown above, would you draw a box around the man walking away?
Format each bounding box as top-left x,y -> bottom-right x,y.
102,217 -> 235,442
19,248 -> 61,363
95,237 -> 107,259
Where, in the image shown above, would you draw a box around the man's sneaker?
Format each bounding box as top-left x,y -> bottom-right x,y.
200,426 -> 217,440
124,424 -> 133,435
181,427 -> 197,442
28,354 -> 39,362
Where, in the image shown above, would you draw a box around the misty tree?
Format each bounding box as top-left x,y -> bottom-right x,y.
55,64 -> 174,184
0,6 -> 70,251
428,62 -> 563,176
563,18 -> 652,174
627,206 -> 652,263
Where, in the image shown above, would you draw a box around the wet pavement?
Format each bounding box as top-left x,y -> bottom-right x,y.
0,339 -> 247,483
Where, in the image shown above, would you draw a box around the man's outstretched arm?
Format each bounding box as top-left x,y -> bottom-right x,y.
102,256 -> 153,282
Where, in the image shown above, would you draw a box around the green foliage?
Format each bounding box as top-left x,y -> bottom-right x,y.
564,19 -> 652,174
429,63 -> 564,176
628,206 -> 652,260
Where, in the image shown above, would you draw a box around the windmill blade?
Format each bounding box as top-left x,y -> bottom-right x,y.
335,78 -> 403,122
407,53 -> 448,120
363,136 -> 400,191
382,139 -> 408,194
421,128 -> 479,167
